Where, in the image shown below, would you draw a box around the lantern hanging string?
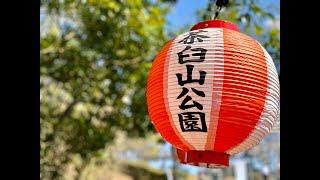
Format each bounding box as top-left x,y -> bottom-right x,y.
212,0 -> 230,20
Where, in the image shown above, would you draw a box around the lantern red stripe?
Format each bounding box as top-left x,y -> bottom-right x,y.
226,42 -> 280,155
213,29 -> 268,152
146,39 -> 191,151
163,40 -> 196,151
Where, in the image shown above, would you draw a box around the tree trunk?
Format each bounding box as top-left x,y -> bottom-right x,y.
171,145 -> 178,180
74,159 -> 89,180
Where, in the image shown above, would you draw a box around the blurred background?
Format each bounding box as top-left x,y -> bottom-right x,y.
40,0 -> 280,179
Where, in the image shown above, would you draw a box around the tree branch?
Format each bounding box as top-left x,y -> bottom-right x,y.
59,99 -> 79,121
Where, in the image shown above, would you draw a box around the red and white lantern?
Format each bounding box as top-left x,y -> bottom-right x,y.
146,20 -> 280,168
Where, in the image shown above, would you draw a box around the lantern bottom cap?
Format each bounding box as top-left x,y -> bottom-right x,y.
176,149 -> 229,168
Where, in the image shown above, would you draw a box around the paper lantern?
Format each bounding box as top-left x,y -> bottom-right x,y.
146,20 -> 280,168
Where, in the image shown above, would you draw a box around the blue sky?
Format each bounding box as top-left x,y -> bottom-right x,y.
165,0 -> 210,30
165,0 -> 279,32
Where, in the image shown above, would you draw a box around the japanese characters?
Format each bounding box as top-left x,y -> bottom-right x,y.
176,30 -> 209,132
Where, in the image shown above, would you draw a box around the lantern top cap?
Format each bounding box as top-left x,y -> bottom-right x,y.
190,20 -> 239,32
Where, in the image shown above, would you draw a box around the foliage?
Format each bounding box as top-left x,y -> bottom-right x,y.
62,131 -> 168,180
122,161 -> 167,180
40,0 -> 174,179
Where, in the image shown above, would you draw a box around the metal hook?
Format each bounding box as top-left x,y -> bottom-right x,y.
212,0 -> 230,20
213,6 -> 222,20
